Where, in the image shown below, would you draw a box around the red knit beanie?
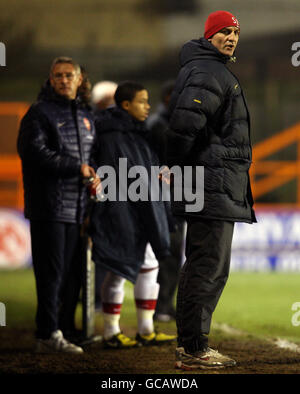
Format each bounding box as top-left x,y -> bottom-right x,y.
204,11 -> 240,39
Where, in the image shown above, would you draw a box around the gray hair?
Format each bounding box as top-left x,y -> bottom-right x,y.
50,56 -> 81,75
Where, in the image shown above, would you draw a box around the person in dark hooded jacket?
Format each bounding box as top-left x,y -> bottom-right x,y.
17,57 -> 99,353
146,80 -> 186,323
166,11 -> 257,370
89,81 -> 176,348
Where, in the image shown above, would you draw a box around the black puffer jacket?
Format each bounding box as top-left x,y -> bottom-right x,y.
166,38 -> 256,223
89,107 -> 170,283
17,82 -> 96,223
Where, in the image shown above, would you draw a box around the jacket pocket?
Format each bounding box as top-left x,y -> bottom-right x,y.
223,158 -> 251,203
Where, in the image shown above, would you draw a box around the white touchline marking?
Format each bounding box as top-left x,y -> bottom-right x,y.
272,338 -> 300,353
213,322 -> 300,353
213,322 -> 245,336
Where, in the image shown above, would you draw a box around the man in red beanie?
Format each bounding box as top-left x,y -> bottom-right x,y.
166,11 -> 256,370
204,10 -> 240,56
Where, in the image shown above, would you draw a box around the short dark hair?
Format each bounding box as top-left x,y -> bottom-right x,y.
50,56 -> 81,75
114,81 -> 145,107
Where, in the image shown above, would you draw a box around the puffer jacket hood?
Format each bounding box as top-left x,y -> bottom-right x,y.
179,38 -> 231,67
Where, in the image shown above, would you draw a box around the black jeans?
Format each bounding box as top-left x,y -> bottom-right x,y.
176,218 -> 234,353
30,221 -> 82,339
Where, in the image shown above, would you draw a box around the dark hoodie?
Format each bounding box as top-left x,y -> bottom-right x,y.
89,106 -> 171,283
17,81 -> 96,223
166,38 -> 256,223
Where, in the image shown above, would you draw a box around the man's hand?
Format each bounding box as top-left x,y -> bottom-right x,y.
92,176 -> 101,189
81,163 -> 102,195
158,166 -> 171,185
81,163 -> 96,179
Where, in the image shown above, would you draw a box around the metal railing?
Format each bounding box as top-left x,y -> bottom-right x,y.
250,122 -> 300,208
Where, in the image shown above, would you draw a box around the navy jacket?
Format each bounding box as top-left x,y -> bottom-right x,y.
17,82 -> 96,223
89,107 -> 170,283
166,38 -> 256,223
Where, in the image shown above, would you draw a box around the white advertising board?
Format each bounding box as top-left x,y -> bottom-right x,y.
0,209 -> 31,269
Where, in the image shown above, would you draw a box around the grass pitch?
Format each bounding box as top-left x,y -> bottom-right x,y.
213,272 -> 300,343
1,269 -> 300,344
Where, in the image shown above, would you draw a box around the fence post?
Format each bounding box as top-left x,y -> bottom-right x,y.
0,43 -> 6,67
0,302 -> 6,326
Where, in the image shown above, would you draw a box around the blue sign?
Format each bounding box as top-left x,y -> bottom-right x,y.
231,210 -> 300,271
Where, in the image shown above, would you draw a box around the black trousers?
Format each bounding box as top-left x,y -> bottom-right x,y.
176,218 -> 234,353
30,221 -> 82,339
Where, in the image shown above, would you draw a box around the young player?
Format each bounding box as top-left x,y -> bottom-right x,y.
90,81 -> 176,348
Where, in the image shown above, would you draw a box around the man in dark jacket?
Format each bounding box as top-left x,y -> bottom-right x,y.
146,80 -> 186,322
166,11 -> 257,369
17,56 -> 98,353
90,81 -> 175,348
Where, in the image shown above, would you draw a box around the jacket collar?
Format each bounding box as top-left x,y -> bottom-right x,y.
179,38 -> 233,67
95,106 -> 147,136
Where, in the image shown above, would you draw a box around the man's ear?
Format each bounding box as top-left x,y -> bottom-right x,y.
121,100 -> 130,111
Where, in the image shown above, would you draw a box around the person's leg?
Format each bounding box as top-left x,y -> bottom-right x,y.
30,221 -> 65,339
30,221 -> 84,353
58,223 -> 82,335
135,244 -> 160,335
101,271 -> 138,348
176,219 -> 234,353
134,244 -> 176,346
101,271 -> 125,339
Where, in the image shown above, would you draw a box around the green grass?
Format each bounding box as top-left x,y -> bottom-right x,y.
213,272 -> 300,343
1,269 -> 300,344
0,268 -> 36,328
